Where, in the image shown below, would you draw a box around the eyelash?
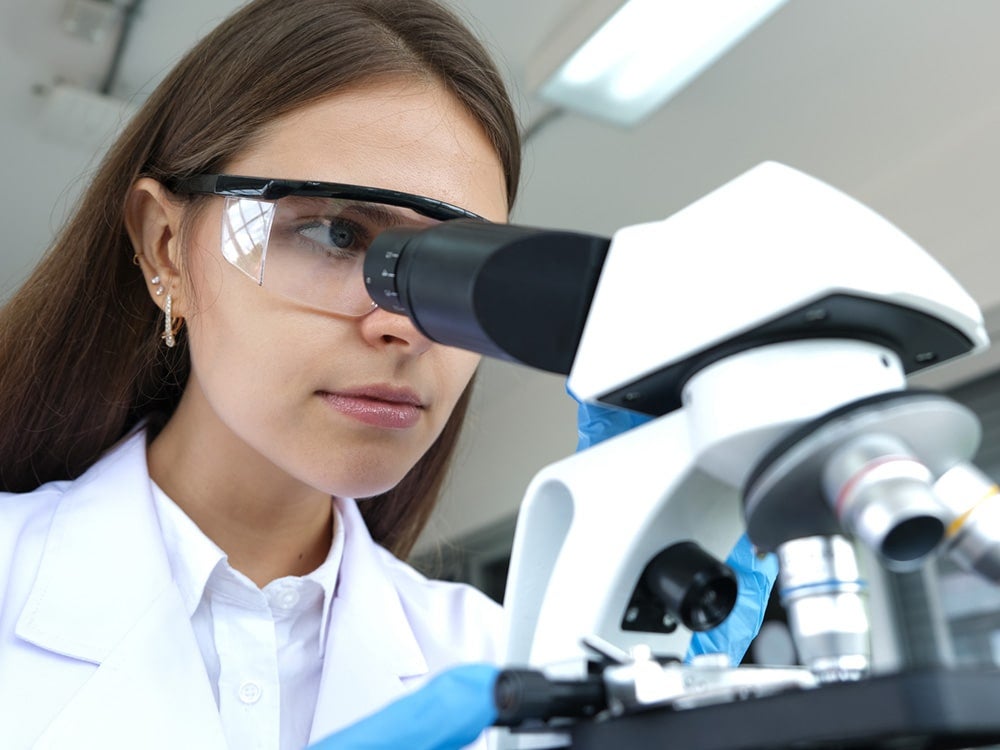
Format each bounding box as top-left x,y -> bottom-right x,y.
293,217 -> 373,257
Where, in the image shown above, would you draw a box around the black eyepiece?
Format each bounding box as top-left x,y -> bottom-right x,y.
363,221 -> 610,374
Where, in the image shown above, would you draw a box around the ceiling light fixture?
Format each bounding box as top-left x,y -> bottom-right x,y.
528,0 -> 788,127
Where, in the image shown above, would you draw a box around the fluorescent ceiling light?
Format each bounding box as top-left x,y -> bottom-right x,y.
534,0 -> 788,126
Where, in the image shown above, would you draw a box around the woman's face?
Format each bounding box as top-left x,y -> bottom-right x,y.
173,78 -> 508,500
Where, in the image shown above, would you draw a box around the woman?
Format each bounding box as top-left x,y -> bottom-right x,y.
0,0 -> 517,747
0,1 -> 778,746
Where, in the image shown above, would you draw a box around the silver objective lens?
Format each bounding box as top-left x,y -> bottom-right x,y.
822,433 -> 947,571
935,462 -> 1000,583
778,535 -> 870,682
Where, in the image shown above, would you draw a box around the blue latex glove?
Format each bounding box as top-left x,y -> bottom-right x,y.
307,664 -> 498,750
685,534 -> 778,665
575,396 -> 652,451
574,395 -> 778,665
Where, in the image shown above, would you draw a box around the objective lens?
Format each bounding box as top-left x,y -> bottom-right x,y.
935,462 -> 1000,583
822,433 -> 947,571
778,535 -> 870,681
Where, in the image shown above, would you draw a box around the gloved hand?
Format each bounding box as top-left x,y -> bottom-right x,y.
685,533 -> 778,665
575,396 -> 652,452
574,395 -> 778,666
307,664 -> 498,750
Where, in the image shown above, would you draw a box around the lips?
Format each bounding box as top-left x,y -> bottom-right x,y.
319,385 -> 424,429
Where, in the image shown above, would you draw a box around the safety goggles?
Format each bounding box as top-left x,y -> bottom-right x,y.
168,174 -> 486,316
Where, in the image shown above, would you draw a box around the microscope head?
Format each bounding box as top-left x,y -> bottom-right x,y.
568,161 -> 987,413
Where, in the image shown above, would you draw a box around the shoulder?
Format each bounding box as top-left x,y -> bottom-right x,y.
0,430 -> 151,609
377,545 -> 503,621
0,481 -> 72,673
0,430 -> 147,566
336,497 -> 506,664
376,545 -> 505,662
0,480 -> 71,563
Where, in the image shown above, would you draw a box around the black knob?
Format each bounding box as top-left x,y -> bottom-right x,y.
493,669 -> 606,726
642,541 -> 738,632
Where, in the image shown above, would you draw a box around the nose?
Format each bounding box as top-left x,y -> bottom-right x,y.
357,304 -> 434,355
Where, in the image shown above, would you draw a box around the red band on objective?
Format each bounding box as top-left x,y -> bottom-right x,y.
834,455 -> 914,518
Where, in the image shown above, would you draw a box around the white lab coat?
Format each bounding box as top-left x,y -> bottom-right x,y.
0,429 -> 503,749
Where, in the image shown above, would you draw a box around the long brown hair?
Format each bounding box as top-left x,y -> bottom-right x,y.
0,0 -> 520,559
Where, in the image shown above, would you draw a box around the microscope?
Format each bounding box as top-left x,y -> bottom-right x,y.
365,162 -> 1000,749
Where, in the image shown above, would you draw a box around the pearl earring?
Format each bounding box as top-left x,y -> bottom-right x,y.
151,275 -> 164,296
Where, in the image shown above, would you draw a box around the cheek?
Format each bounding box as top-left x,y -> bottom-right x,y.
182,240 -> 301,407
178,228 -> 226,321
437,350 -> 481,408
184,248 -> 238,362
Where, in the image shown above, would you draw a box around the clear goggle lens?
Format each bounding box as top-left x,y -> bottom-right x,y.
219,195 -> 443,316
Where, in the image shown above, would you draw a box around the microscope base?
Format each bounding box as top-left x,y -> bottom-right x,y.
570,669 -> 1000,750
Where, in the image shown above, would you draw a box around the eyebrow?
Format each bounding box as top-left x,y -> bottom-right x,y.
344,201 -> 425,227
284,195 -> 436,228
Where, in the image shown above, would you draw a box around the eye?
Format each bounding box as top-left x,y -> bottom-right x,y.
296,218 -> 371,257
327,221 -> 357,249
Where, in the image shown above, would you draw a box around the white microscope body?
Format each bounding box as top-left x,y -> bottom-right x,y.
502,162 -> 989,679
364,160 -> 1000,746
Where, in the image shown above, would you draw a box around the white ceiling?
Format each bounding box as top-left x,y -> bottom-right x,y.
2,0 -> 999,547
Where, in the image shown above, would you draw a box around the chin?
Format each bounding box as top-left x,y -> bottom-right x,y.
315,466 -> 411,501
290,439 -> 425,499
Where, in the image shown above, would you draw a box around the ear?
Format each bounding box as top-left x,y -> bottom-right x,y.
125,177 -> 187,314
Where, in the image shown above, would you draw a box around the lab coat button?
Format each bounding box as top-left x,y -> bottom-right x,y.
276,587 -> 300,608
239,680 -> 263,704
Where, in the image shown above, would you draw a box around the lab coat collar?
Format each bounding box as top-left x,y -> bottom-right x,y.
29,585 -> 228,749
308,496 -> 430,741
15,428 -> 227,747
